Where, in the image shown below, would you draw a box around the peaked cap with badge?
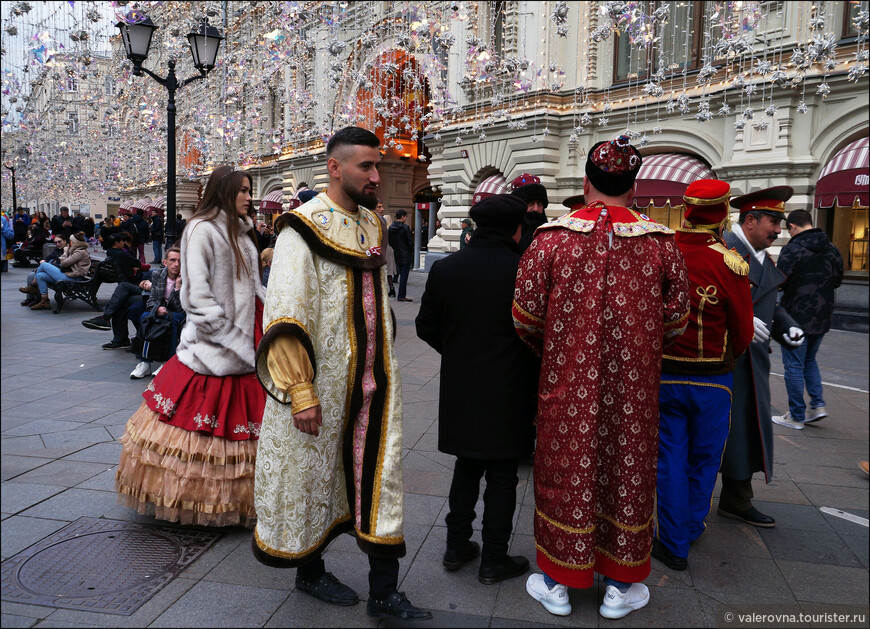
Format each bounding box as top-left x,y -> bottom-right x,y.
730,186 -> 793,219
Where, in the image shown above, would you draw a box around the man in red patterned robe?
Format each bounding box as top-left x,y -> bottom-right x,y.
513,135 -> 690,620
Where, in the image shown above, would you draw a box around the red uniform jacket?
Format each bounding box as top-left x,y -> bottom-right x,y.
662,228 -> 755,375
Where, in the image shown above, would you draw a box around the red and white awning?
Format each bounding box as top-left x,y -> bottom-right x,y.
146,196 -> 166,216
815,137 -> 869,208
633,154 -> 715,208
118,200 -> 135,215
260,189 -> 284,214
472,174 -> 508,204
132,198 -> 152,211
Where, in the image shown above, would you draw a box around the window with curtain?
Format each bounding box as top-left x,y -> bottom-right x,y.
843,1 -> 870,38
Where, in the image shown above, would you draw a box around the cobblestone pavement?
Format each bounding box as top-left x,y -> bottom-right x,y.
2,262 -> 868,628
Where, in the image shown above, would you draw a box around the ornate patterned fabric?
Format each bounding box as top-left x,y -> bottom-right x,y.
513,205 -> 689,588
253,223 -> 405,566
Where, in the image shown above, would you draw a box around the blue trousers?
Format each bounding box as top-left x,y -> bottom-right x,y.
656,372 -> 733,559
781,333 -> 825,421
34,262 -> 69,295
152,240 -> 163,264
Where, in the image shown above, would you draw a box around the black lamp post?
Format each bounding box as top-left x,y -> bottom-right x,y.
116,15 -> 223,247
4,163 -> 18,215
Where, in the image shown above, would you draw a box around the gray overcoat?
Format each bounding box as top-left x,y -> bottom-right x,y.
721,231 -> 798,482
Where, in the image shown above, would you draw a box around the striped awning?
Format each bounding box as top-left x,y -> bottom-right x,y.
133,198 -> 152,211
118,200 -> 135,215
633,154 -> 715,208
260,189 -> 284,214
815,137 -> 869,208
472,174 -> 508,204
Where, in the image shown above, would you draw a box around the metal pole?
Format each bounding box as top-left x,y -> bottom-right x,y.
10,167 -> 18,215
164,60 -> 179,247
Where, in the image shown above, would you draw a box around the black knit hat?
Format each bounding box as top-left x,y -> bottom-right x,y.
510,173 -> 549,209
469,194 -> 526,235
585,135 -> 643,197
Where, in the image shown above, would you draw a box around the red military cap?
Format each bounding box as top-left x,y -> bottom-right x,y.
683,179 -> 731,227
729,185 -> 793,218
562,194 -> 585,210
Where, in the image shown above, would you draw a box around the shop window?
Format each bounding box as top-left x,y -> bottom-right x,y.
843,1 -> 870,38
822,207 -> 869,277
641,206 -> 685,229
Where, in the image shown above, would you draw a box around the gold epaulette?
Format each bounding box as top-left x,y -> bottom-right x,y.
708,242 -> 749,276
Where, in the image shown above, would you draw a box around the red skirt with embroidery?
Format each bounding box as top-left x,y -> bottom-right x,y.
115,299 -> 264,528
142,300 -> 265,441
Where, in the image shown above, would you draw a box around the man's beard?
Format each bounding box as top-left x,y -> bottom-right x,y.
344,183 -> 378,210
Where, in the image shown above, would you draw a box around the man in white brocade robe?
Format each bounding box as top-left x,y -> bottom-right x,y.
252,127 -> 430,621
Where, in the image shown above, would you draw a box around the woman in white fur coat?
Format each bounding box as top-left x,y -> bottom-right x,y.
116,165 -> 266,527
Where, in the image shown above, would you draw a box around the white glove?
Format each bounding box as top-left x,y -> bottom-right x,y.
782,326 -> 805,347
752,316 -> 770,343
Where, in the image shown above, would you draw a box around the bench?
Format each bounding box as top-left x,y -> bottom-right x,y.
51,257 -> 122,314
12,248 -> 45,267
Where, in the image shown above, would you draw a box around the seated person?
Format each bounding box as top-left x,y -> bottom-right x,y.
27,231 -> 92,311
19,234 -> 65,306
106,232 -> 150,283
260,247 -> 274,287
81,277 -> 153,350
130,245 -> 185,379
13,224 -> 49,267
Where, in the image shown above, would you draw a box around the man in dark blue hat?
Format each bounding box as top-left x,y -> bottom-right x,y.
416,193 -> 539,587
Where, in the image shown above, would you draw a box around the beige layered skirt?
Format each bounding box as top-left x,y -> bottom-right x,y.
116,402 -> 258,528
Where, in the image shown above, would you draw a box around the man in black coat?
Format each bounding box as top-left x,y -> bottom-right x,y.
50,207 -> 75,239
772,210 -> 844,429
129,209 -> 150,263
509,173 -> 549,253
416,193 -> 539,586
388,209 -> 414,301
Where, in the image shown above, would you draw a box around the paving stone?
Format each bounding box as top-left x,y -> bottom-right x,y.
800,484 -> 870,510
20,488 -> 118,521
1,614 -> 38,628
13,460 -> 110,488
403,492 -> 448,526
0,603 -> 54,620
1,515 -> 70,559
263,591 -> 377,628
491,574 -> 599,627
150,581 -> 288,628
202,535 -> 298,590
1,455 -> 53,481
758,526 -> 863,568
74,467 -> 117,492
62,442 -> 122,464
0,482 -> 66,514
776,560 -> 870,605
33,621 -> 103,628
35,576 -> 198,627
690,556 -> 796,605
750,501 -> 837,532
403,450 -> 454,474
691,521 -> 771,559
182,528 -> 249,579
3,419 -> 87,438
403,467 -> 453,497
819,508 -> 870,570
40,427 -> 115,449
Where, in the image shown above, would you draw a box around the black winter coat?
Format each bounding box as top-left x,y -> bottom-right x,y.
388,221 -> 413,266
415,227 -> 539,459
150,216 -> 164,242
518,211 -> 547,253
776,228 -> 844,335
129,214 -> 149,245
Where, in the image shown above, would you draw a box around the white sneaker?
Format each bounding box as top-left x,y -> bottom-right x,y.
130,361 -> 153,379
772,411 -> 804,430
599,583 -> 650,619
805,405 -> 828,423
526,573 -> 571,616
151,364 -> 162,378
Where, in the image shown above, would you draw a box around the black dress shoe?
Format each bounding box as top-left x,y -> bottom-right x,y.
398,297 -> 413,302
367,591 -> 432,620
443,541 -> 480,571
478,555 -> 530,585
295,572 -> 359,606
717,505 -> 775,528
652,539 -> 688,571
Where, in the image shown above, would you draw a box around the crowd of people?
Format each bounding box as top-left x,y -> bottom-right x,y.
0,126 -> 855,622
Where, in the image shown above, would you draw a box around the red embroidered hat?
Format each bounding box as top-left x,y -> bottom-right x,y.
683,179 -> 731,227
585,135 -> 643,196
510,173 -> 549,208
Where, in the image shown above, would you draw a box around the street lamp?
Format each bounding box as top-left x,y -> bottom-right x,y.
116,14 -> 223,246
3,161 -> 18,215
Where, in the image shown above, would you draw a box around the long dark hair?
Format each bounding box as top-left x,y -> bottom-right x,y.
193,165 -> 261,280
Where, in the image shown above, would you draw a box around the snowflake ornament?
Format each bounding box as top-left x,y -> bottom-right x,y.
848,64 -> 868,82
742,107 -> 754,120
797,101 -> 808,114
734,119 -> 745,130
643,82 -> 664,97
598,117 -> 609,127
718,102 -> 732,116
764,105 -> 778,117
816,82 -> 831,96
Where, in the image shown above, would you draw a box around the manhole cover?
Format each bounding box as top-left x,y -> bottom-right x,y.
1,517 -> 221,615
